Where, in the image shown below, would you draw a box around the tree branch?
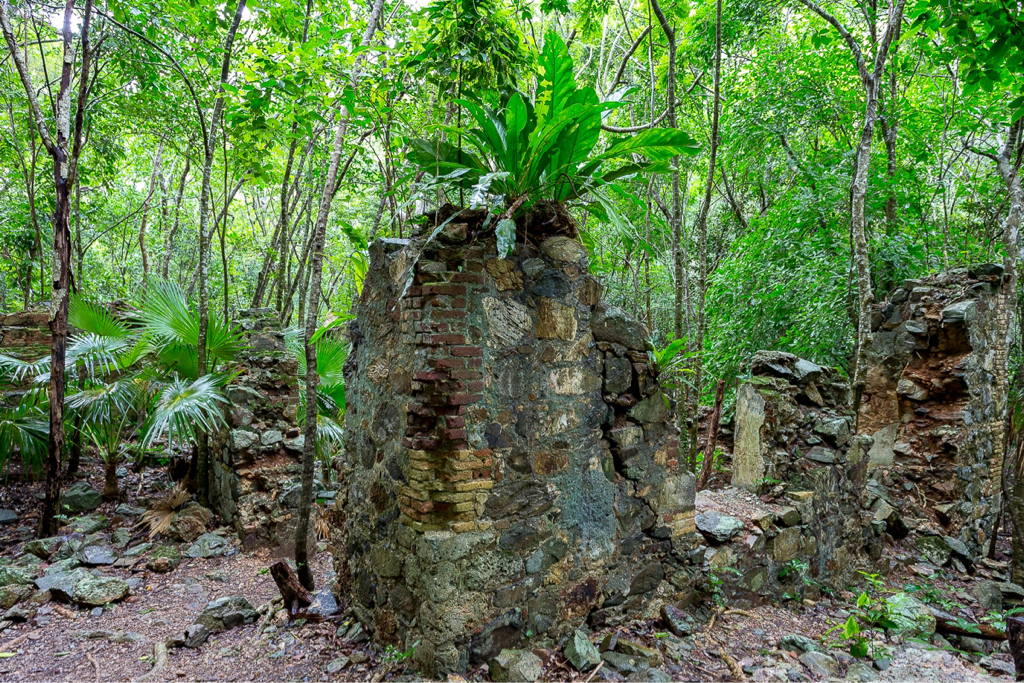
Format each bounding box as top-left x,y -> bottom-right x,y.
0,0 -> 56,156
794,0 -> 870,85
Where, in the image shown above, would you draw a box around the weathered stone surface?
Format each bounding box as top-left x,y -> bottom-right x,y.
72,576 -> 130,606
772,527 -> 802,562
915,535 -> 952,566
592,305 -> 649,351
489,649 -> 543,682
60,481 -> 102,514
732,384 -> 767,491
780,634 -> 819,654
776,507 -> 801,527
0,585 -> 32,609
799,651 -> 838,678
79,545 -> 117,566
804,446 -> 836,464
628,391 -> 667,423
23,536 -> 63,560
195,596 -> 257,631
70,515 -> 108,534
600,651 -> 649,675
184,623 -> 211,648
184,533 -> 229,559
540,236 -> 587,263
0,566 -> 35,587
535,298 -> 577,340
484,297 -> 532,348
661,604 -> 694,636
973,581 -> 1004,610
696,511 -> 744,543
147,545 -> 182,573
35,568 -> 89,599
604,355 -> 633,395
0,510 -> 17,525
886,592 -> 936,637
564,630 -> 601,671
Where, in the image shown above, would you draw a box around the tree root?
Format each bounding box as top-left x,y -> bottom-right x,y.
584,660 -> 605,683
723,609 -> 754,618
718,646 -> 744,680
137,641 -> 168,682
86,651 -> 100,681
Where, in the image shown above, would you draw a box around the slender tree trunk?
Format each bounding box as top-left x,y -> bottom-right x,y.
138,142 -> 163,284
977,120 -> 1024,582
650,0 -> 680,342
697,379 -> 726,491
0,0 -> 92,537
881,22 -> 900,233
196,0 -> 246,502
796,0 -> 907,414
101,455 -> 120,501
295,0 -> 386,590
161,154 -> 191,280
688,0 -> 722,467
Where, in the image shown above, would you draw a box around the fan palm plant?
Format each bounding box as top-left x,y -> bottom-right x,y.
288,331 -> 347,484
0,281 -> 244,488
65,377 -> 141,500
0,387 -> 48,479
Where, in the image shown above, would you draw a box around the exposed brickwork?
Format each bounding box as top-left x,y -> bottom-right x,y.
398,235 -> 493,530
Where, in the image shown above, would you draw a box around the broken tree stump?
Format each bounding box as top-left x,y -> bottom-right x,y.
270,560 -> 312,613
1007,616 -> 1024,681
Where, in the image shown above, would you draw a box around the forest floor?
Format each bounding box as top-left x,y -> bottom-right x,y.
0,462 -> 1014,682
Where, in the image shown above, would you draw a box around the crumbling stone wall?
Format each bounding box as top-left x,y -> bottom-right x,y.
728,351 -> 876,590
208,308 -> 306,549
340,215 -> 695,676
859,265 -> 1009,557
0,310 -> 49,391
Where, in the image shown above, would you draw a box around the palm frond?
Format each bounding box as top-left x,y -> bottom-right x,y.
0,390 -> 49,476
66,377 -> 138,425
0,352 -> 50,383
315,339 -> 349,386
69,295 -> 131,339
67,333 -> 130,379
142,375 -> 226,449
139,483 -> 191,539
136,280 -> 198,348
136,280 -> 245,376
318,383 -> 346,416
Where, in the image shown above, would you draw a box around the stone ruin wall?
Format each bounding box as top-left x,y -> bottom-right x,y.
859,265 -> 1009,558
0,310 -> 50,394
339,220 -> 698,676
207,308 -> 318,550
725,352 -> 878,594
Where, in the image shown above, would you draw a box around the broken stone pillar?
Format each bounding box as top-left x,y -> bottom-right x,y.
208,308 -> 307,549
340,210 -> 695,676
859,265 -> 1009,557
730,351 -> 874,588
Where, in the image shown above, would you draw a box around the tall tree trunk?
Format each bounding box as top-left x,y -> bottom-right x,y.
0,0 -> 93,537
688,0 -> 723,466
161,153 -> 191,280
650,0 -> 681,342
138,142 -> 164,284
977,120 -> 1024,582
196,0 -> 246,503
295,0 -> 386,590
796,0 -> 907,414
